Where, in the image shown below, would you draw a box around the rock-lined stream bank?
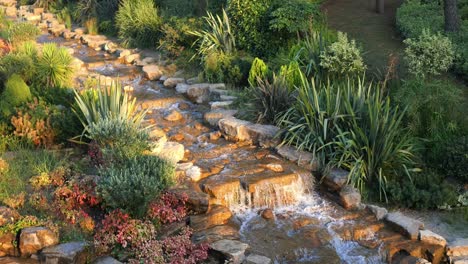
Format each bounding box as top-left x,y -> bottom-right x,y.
0,1 -> 467,263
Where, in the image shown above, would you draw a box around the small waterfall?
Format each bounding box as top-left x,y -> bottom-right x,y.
223,176 -> 309,213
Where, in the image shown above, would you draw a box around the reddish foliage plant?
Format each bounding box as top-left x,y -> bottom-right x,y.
147,192 -> 189,224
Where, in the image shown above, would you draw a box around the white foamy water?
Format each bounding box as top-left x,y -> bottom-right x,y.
226,174 -> 384,264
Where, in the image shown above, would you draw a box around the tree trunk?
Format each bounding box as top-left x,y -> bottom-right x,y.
376,0 -> 384,13
444,0 -> 460,32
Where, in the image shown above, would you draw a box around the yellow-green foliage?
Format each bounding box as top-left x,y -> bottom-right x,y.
36,43 -> 74,88
0,74 -> 31,117
248,57 -> 269,86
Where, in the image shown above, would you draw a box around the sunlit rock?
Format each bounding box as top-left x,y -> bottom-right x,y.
385,212 -> 424,240
142,65 -> 163,81
419,230 -> 446,247
19,227 -> 59,257
339,185 -> 362,210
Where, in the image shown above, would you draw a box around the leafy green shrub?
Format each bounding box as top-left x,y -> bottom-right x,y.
0,74 -> 32,117
269,0 -> 319,35
396,0 -> 468,80
396,0 -> 443,39
242,75 -> 294,124
87,117 -> 151,161
435,136 -> 468,182
394,79 -> 464,143
159,17 -> 202,57
403,29 -> 454,77
290,28 -> 336,79
4,22 -> 40,46
227,0 -> 274,56
248,58 -> 269,86
0,53 -> 35,83
319,32 -> 366,76
203,51 -> 252,86
279,60 -> 302,88
190,9 -> 236,61
74,81 -> 150,160
98,155 -> 175,217
387,169 -> 458,209
115,0 -> 162,48
36,43 -> 74,88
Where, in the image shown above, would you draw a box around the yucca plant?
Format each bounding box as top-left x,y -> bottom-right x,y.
73,81 -> 150,161
36,43 -> 74,88
73,81 -> 147,134
189,9 -> 236,61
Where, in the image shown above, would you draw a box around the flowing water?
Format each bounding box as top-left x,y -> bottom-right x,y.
36,31 -> 415,264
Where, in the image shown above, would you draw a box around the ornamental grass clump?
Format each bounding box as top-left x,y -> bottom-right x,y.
73,81 -> 150,161
278,73 -> 416,200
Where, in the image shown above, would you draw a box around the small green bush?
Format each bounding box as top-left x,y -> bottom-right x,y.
0,74 -> 32,117
403,29 -> 454,77
227,0 -> 274,56
0,53 -> 35,83
203,51 -> 251,86
5,22 -> 40,46
248,58 -> 269,86
387,170 -> 458,209
394,79 -> 464,143
435,136 -> 468,182
290,28 -> 336,79
159,17 -> 202,57
87,117 -> 151,161
36,43 -> 74,88
319,32 -> 366,76
269,0 -> 319,35
98,155 -> 175,217
115,0 -> 162,48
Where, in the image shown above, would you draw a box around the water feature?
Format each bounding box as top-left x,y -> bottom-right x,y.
36,30 -> 408,264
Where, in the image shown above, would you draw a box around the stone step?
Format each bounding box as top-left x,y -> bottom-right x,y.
189,205 -> 232,232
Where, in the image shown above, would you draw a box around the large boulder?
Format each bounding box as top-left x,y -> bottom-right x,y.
0,258 -> 38,264
385,212 -> 424,240
447,238 -> 468,258
210,239 -> 249,264
187,84 -> 210,104
142,65 -> 163,81
39,242 -> 90,264
19,227 -> 59,257
218,117 -> 251,142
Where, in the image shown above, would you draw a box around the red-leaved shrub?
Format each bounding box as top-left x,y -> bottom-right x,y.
147,192 -> 188,224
